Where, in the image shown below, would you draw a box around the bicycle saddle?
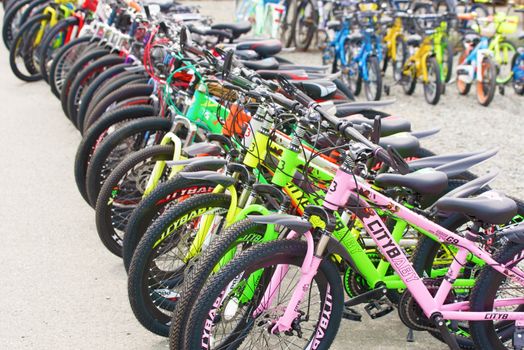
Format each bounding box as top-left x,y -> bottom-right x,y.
236,39 -> 282,58
375,168 -> 448,195
406,34 -> 422,46
464,32 -> 481,44
240,57 -> 280,70
378,133 -> 420,157
292,80 -> 337,100
235,49 -> 259,60
342,115 -> 411,137
435,191 -> 517,225
348,32 -> 364,42
256,70 -> 308,80
334,99 -> 395,117
212,22 -> 252,40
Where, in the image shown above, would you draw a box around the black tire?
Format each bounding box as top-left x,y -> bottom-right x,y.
476,56 -> 497,107
442,37 -> 453,83
84,117 -> 172,207
456,51 -> 472,95
67,54 -> 126,128
469,241 -> 524,350
122,165 -> 227,272
183,240 -> 343,350
392,36 -> 407,82
59,47 -> 109,119
8,13 -> 49,81
423,56 -> 441,105
128,193 -> 232,336
49,36 -> 98,98
2,0 -> 32,49
292,0 -> 318,51
402,63 -> 417,95
37,16 -> 78,83
82,83 -> 154,132
279,0 -> 295,48
76,63 -> 135,131
74,105 -> 156,204
364,56 -> 382,101
84,72 -> 149,122
95,144 -> 175,256
170,219 -> 269,347
513,52 -> 524,96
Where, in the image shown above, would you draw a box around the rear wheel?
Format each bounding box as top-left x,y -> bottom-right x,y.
495,41 -> 517,85
476,56 -> 496,107
423,56 -> 441,105
344,40 -> 362,96
456,51 -> 472,95
392,36 -> 407,82
364,56 -> 382,101
292,0 -> 318,51
279,0 -> 295,48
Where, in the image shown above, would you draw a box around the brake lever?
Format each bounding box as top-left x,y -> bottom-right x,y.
387,146 -> 410,175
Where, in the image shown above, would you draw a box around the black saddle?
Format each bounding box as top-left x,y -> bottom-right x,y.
464,33 -> 481,44
292,80 -> 337,100
212,22 -> 252,40
406,34 -> 422,46
435,190 -> 517,225
375,168 -> 448,195
256,70 -> 308,80
235,49 -> 259,60
348,32 -> 363,43
379,133 -> 420,157
240,57 -> 279,70
342,115 -> 411,137
236,39 -> 282,57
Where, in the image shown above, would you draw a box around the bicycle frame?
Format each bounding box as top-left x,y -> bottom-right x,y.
383,17 -> 402,64
260,165 -> 524,333
404,36 -> 433,82
460,36 -> 492,83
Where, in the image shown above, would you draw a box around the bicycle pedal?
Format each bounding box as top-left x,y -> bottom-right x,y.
513,325 -> 524,349
342,306 -> 362,322
364,300 -> 394,319
499,85 -> 505,95
384,85 -> 390,95
398,75 -> 411,85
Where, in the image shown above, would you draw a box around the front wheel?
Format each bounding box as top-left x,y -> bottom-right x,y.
476,56 -> 497,107
364,56 -> 382,101
402,64 -> 417,95
423,56 -> 442,105
470,241 -> 524,350
456,51 -> 472,95
495,41 -> 517,85
183,240 -> 344,350
392,36 -> 407,82
292,0 -> 318,51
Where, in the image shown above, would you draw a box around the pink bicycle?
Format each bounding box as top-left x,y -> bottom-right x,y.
181,104 -> 524,350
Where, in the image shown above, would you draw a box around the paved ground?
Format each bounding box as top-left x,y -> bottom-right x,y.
0,1 -> 522,349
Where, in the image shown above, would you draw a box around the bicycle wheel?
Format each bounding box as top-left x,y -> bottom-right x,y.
128,193 -> 232,336
513,53 -> 524,96
495,41 -> 516,85
292,0 -> 318,51
83,83 -> 155,132
74,105 -> 156,204
392,36 -> 407,82
75,64 -> 136,130
402,63 -> 417,95
67,54 -> 126,128
95,144 -> 174,256
170,219 -> 269,347
364,56 -> 382,101
183,240 -> 344,350
49,36 -> 98,97
423,56 -> 441,105
279,0 -> 296,48
59,47 -> 109,119
8,13 -> 49,81
470,241 -> 524,350
2,0 -> 32,49
37,16 -> 78,83
476,56 -> 496,107
456,51 -> 471,95
442,37 -> 453,83
343,40 -> 362,96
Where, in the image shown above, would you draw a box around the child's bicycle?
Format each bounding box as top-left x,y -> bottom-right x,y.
397,13 -> 447,105
454,13 -> 499,106
469,7 -> 519,86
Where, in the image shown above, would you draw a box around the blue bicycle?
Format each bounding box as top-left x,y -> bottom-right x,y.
511,35 -> 524,96
344,10 -> 384,101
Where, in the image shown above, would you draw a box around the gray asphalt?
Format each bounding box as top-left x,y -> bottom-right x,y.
1,1 -> 522,349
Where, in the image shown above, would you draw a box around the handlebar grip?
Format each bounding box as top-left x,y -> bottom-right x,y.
374,147 -> 393,167
269,92 -> 300,111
